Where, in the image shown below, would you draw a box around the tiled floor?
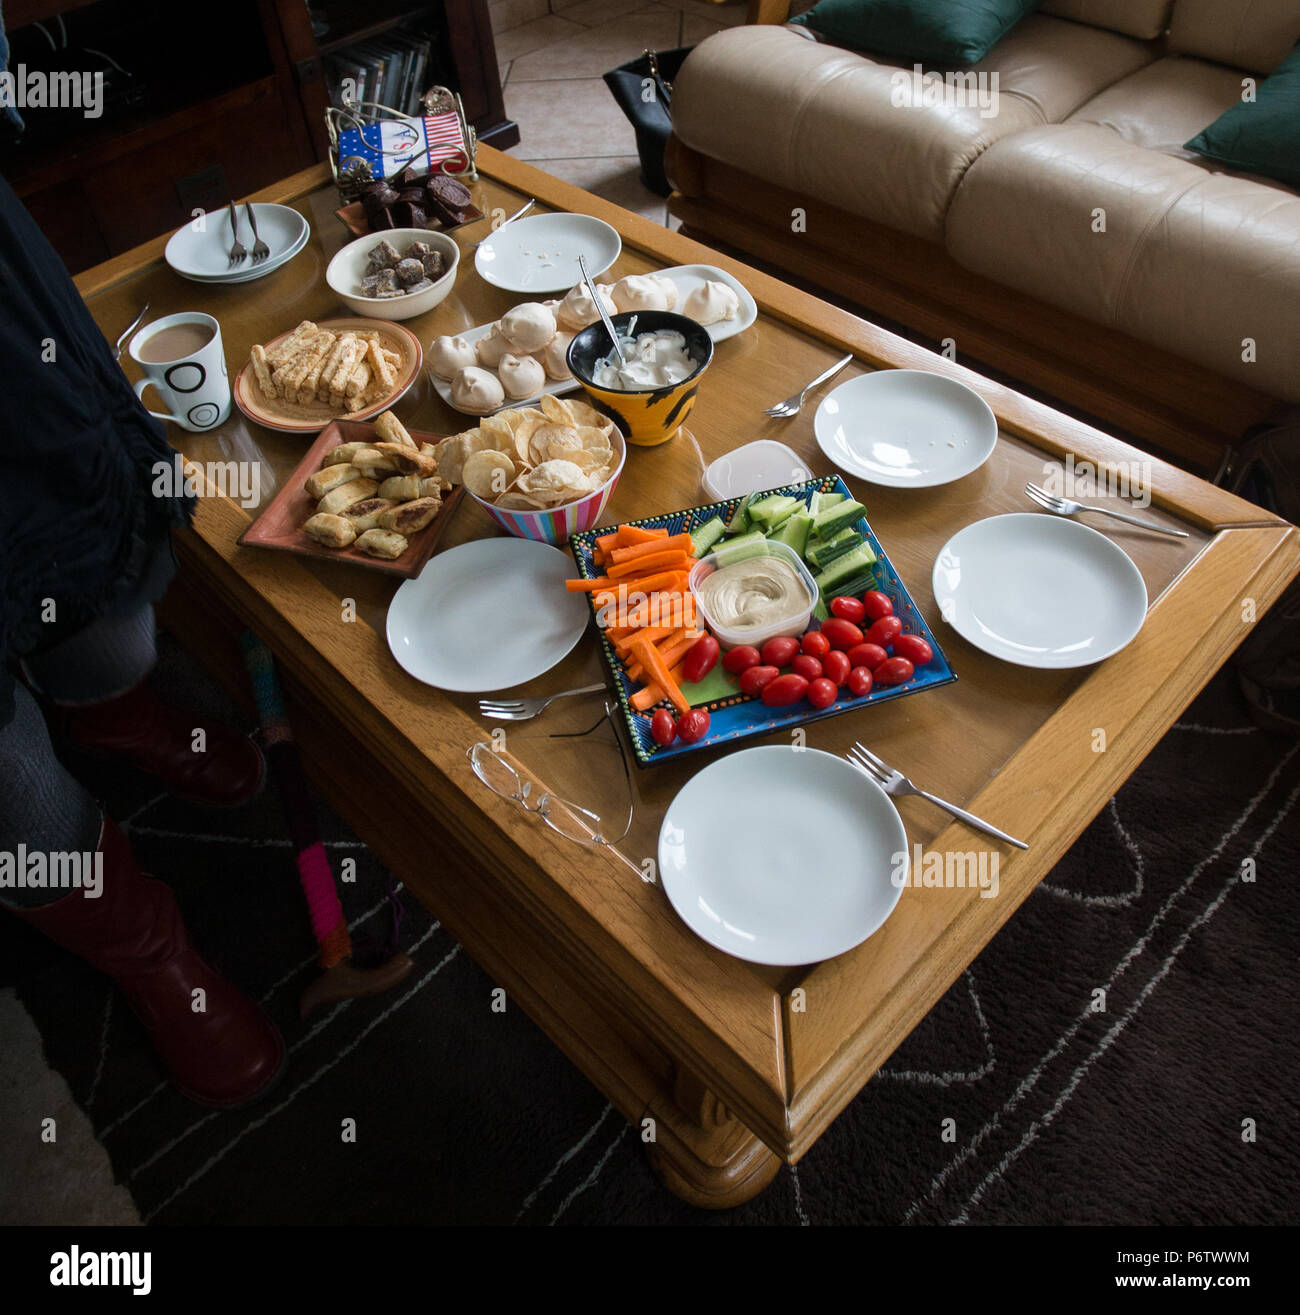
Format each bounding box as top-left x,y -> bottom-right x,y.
492,0 -> 749,227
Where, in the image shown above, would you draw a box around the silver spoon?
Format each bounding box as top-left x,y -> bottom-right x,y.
115,304 -> 150,360
471,197 -> 535,247
579,252 -> 624,366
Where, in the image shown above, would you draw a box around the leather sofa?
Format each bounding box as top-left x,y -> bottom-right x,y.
666,0 -> 1300,471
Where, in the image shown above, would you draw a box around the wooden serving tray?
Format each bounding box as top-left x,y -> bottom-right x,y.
238,418 -> 463,578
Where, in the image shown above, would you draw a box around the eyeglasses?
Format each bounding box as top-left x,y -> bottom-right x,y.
466,701 -> 634,849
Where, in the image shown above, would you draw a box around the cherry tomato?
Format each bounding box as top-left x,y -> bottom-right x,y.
761,673 -> 810,707
829,596 -> 866,624
847,665 -> 874,697
893,634 -> 933,667
650,708 -> 676,747
846,642 -> 888,671
681,634 -> 720,684
791,654 -> 823,682
862,591 -> 894,622
800,631 -> 831,659
822,650 -> 851,686
807,677 -> 837,710
761,636 -> 801,668
739,664 -> 781,697
865,615 -> 903,649
820,617 -> 864,651
675,709 -> 711,744
874,656 -> 915,686
722,645 -> 761,676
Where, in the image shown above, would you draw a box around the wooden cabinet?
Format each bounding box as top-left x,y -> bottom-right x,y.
1,0 -> 516,272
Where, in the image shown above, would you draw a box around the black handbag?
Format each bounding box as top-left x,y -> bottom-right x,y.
602,48 -> 693,198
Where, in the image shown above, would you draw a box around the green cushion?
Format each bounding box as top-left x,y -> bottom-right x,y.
1185,43 -> 1300,190
791,0 -> 1042,66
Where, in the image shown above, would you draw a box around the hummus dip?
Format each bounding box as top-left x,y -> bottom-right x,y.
696,556 -> 811,633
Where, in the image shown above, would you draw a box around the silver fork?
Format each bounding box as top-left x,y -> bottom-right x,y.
1025,482 -> 1188,539
479,682 -> 607,721
226,201 -> 247,266
846,742 -> 1029,850
244,202 -> 270,263
763,353 -> 854,418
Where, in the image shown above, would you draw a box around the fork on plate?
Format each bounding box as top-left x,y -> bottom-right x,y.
226,201 -> 247,266
478,682 -> 607,721
1025,482 -> 1188,538
846,741 -> 1028,850
244,202 -> 270,263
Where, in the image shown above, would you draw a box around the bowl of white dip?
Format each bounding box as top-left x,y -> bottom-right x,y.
567,311 -> 714,447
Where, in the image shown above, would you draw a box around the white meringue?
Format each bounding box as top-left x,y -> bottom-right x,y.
682,280 -> 740,326
611,273 -> 671,313
555,282 -> 616,331
498,353 -> 546,400
450,366 -> 505,415
475,326 -> 513,368
652,273 -> 679,310
429,334 -> 478,379
498,302 -> 557,353
538,330 -> 574,381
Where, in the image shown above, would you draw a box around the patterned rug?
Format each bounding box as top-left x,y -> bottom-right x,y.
2,635 -> 1297,1225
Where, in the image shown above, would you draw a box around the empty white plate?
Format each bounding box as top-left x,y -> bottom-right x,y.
659,746 -> 908,966
165,204 -> 309,280
475,213 -> 621,294
814,369 -> 998,488
932,513 -> 1148,669
387,538 -> 590,691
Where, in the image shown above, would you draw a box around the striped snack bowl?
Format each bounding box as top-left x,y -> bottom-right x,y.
468,423 -> 626,545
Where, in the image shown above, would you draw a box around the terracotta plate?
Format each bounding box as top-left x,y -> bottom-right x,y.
238,418 -> 463,578
233,318 -> 423,434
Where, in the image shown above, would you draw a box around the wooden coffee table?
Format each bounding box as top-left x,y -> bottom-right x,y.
76,148 -> 1300,1208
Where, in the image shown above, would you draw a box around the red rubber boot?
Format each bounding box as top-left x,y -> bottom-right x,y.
56,677 -> 265,807
10,818 -> 284,1108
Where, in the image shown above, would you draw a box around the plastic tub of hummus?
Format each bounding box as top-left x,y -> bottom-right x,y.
688,538 -> 819,650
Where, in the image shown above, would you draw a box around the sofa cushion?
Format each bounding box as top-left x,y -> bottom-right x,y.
790,0 -> 1040,65
1167,0 -> 1300,74
945,123 -> 1300,399
1068,56 -> 1247,157
671,19 -> 1154,241
1041,0 -> 1172,40
1186,43 -> 1300,187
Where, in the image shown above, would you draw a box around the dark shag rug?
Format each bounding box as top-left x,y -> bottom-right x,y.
2,634 -> 1298,1226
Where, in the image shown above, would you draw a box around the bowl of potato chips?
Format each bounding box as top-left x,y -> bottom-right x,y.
434,394 -> 625,544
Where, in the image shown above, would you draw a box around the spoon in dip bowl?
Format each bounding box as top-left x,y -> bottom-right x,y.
579,252 -> 626,368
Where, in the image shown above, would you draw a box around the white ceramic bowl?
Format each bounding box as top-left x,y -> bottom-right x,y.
326,228 -> 460,321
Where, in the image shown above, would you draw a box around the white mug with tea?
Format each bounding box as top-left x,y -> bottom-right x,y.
130,312 -> 231,432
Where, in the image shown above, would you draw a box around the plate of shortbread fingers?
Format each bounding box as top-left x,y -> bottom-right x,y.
234,317 -> 423,433
238,410 -> 463,577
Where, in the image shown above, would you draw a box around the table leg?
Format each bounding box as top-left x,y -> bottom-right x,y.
643,1065 -> 782,1209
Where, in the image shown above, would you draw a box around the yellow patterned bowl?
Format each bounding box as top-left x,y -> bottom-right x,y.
566,311 -> 714,447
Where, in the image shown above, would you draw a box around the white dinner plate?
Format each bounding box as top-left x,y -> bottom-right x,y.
932,513 -> 1148,669
173,227 -> 311,285
386,538 -> 590,691
475,213 -> 621,294
166,204 -> 309,280
658,746 -> 908,966
814,369 -> 998,488
429,263 -> 757,414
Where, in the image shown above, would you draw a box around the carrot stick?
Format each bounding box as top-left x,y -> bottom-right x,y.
606,550 -> 692,579
608,533 -> 693,565
628,661 -> 689,711
620,571 -> 690,597
565,576 -> 617,592
629,636 -> 689,716
612,625 -> 674,655
614,524 -> 668,548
